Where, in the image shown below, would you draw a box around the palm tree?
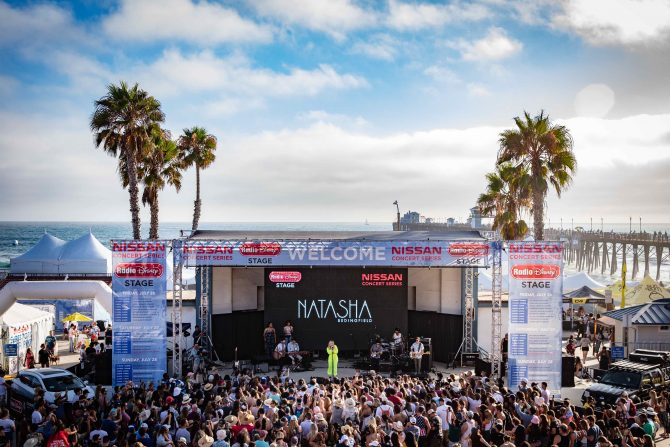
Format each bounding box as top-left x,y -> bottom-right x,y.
497,111 -> 576,240
91,81 -> 165,239
120,129 -> 184,239
178,127 -> 217,232
477,162 -> 531,240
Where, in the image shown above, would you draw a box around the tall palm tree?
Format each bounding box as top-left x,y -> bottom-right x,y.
497,111 -> 576,240
477,162 -> 532,240
91,81 -> 165,239
120,129 -> 184,239
178,127 -> 217,232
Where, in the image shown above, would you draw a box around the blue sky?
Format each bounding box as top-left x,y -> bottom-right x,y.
1,0 -> 670,223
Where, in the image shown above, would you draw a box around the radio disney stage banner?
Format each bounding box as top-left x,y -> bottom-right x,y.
111,241 -> 167,386
507,242 -> 563,396
265,267 -> 408,351
182,240 -> 490,268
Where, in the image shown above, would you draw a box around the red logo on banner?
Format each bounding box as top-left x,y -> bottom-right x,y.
448,243 -> 490,257
115,263 -> 164,278
240,242 -> 281,256
269,271 -> 302,283
511,264 -> 560,279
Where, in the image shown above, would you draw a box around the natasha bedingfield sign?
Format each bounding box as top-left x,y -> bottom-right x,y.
507,242 -> 563,396
111,241 -> 167,386
264,267 -> 408,350
182,240 -> 490,268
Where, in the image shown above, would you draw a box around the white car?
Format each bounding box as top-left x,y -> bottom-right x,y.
10,368 -> 95,404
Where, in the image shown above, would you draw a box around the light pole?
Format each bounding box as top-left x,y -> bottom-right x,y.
393,200 -> 400,231
639,217 -> 642,233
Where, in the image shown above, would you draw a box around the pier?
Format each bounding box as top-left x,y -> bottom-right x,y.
544,229 -> 670,280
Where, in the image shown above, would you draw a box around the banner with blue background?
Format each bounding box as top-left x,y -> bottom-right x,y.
111,241 -> 167,386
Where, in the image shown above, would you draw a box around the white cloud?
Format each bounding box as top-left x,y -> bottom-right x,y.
447,27 -> 522,61
467,83 -> 491,97
126,50 -> 368,98
424,65 -> 461,83
0,74 -> 19,97
350,34 -> 398,61
552,0 -> 670,47
297,110 -> 369,127
386,0 -> 490,30
250,0 -> 376,40
103,0 -> 273,44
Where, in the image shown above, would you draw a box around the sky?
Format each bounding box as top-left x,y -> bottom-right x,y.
1,0 -> 669,224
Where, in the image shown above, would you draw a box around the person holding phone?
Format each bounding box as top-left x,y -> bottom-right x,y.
326,340 -> 338,379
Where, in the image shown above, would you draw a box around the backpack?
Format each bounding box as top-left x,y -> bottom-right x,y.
381,406 -> 391,418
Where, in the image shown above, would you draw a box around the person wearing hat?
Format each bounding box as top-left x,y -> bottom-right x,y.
177,438 -> 188,447
196,430 -> 215,447
342,398 -> 359,423
212,430 -> 229,447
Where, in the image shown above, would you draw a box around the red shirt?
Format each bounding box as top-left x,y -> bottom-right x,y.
231,423 -> 254,438
47,431 -> 70,447
388,395 -> 402,407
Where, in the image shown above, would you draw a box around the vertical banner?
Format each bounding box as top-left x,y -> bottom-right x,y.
112,241 -> 167,386
508,242 -> 563,396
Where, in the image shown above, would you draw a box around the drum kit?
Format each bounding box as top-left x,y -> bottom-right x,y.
368,336 -> 407,363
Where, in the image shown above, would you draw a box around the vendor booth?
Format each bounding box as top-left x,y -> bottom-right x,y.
0,302 -> 53,374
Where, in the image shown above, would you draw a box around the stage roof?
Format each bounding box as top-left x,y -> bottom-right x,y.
189,229 -> 486,241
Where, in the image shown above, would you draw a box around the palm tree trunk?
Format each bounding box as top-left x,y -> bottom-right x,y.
192,165 -> 201,232
532,187 -> 544,241
150,192 -> 159,240
125,149 -> 142,240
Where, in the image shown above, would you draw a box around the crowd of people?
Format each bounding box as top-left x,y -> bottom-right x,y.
3,365 -> 668,447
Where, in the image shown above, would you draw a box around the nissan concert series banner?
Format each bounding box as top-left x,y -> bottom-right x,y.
265,268 -> 408,351
111,241 -> 167,386
507,242 -> 563,396
182,240 -> 490,268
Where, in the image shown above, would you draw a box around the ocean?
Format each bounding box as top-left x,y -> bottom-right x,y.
2,221 -> 669,285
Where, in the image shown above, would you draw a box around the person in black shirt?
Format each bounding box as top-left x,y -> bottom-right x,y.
38,344 -> 50,368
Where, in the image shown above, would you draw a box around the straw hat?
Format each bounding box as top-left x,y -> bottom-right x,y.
240,413 -> 255,425
214,395 -> 223,404
198,434 -> 214,447
139,409 -> 152,422
393,421 -> 404,432
224,415 -> 238,424
204,383 -> 214,391
216,430 -> 227,441
314,413 -> 325,422
345,398 -> 356,409
182,395 -> 191,404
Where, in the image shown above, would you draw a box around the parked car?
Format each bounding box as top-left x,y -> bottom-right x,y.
582,349 -> 670,407
10,368 -> 95,404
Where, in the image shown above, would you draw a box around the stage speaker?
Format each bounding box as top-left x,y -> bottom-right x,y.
94,350 -> 112,385
420,337 -> 433,372
562,356 -> 575,388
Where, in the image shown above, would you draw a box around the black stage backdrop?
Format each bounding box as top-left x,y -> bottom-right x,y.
212,311 -> 265,360
408,311 -> 463,363
264,267 -> 408,351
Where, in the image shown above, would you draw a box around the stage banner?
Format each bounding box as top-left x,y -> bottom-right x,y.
507,241 -> 563,396
181,240 -> 490,268
111,241 -> 167,386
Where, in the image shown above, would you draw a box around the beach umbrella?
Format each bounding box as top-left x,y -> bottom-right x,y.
62,312 -> 93,322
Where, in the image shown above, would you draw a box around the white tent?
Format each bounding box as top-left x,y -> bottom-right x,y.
10,233 -> 66,274
166,261 -> 197,290
563,272 -> 605,292
0,302 -> 54,373
10,232 -> 111,275
58,232 -> 111,274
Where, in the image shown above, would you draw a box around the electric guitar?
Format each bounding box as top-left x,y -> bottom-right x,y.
410,350 -> 430,359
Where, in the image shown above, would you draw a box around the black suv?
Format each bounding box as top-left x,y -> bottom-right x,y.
582,349 -> 670,407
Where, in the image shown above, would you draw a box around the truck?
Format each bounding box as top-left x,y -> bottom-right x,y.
582,349 -> 670,407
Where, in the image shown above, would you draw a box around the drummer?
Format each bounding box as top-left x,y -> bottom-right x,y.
392,328 -> 404,354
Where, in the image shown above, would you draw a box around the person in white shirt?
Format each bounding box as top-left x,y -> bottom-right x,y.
541,382 -> 551,404
274,340 -> 287,363
436,398 -> 454,434
375,400 -> 395,419
31,404 -> 44,425
287,339 -> 302,365
392,329 -> 403,354
410,337 -> 424,375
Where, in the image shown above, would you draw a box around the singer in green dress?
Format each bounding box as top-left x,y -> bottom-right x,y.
326,340 -> 338,378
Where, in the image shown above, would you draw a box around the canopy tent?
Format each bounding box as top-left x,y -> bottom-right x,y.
562,286 -> 606,304
625,275 -> 670,306
0,302 -> 54,373
10,231 -> 111,275
10,233 -> 66,274
58,232 -> 111,274
563,272 -> 605,292
62,311 -> 93,322
166,261 -> 197,290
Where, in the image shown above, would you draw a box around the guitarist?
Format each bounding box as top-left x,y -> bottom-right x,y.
370,338 -> 384,371
287,338 -> 303,365
410,337 -> 425,375
273,339 -> 287,364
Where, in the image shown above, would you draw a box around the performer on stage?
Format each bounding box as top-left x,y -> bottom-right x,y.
263,323 -> 277,358
410,337 -> 424,374
287,338 -> 303,365
326,340 -> 338,378
370,338 -> 384,371
283,320 -> 294,343
274,339 -> 287,363
392,328 -> 403,354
